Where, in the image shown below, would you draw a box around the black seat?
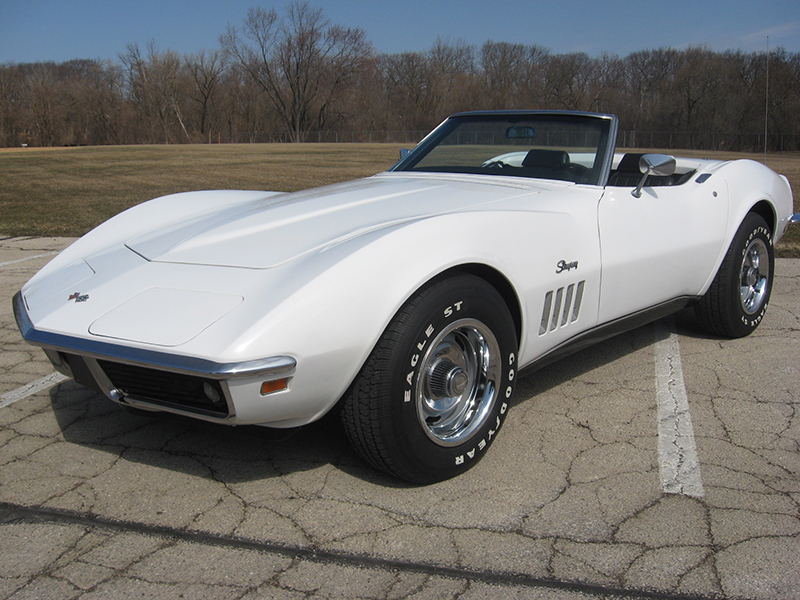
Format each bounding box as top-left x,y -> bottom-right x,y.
608,153 -> 690,188
522,149 -> 569,170
607,153 -> 645,187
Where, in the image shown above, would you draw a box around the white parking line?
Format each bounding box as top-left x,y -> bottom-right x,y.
654,322 -> 705,498
0,372 -> 69,408
0,251 -> 58,268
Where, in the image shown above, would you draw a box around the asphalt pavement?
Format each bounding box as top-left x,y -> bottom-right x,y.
1,236 -> 799,600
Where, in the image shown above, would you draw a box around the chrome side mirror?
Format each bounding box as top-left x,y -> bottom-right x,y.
632,154 -> 676,198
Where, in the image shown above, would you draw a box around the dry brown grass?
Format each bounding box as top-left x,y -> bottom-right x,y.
1,143 -> 798,255
0,144 -> 405,237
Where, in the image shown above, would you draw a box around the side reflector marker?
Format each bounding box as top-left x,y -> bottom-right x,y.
261,378 -> 289,395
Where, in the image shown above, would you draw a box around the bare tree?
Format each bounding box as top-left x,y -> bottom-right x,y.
542,52 -> 595,111
671,47 -> 722,146
0,64 -> 25,146
764,48 -> 800,149
381,38 -> 477,132
621,48 -> 678,129
480,41 -> 530,109
185,50 -> 226,138
428,38 -> 476,115
220,62 -> 276,142
221,2 -> 372,141
120,42 -> 193,143
24,63 -> 68,146
3,22 -> 800,151
62,59 -> 126,145
716,50 -> 765,148
383,51 -> 437,130
342,55 -> 388,134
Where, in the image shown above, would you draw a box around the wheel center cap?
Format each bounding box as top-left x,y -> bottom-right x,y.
428,357 -> 471,399
745,267 -> 758,287
447,368 -> 469,396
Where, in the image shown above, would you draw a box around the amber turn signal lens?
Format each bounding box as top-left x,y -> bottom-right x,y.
261,378 -> 288,395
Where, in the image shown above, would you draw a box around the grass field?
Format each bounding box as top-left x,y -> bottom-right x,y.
1,143 -> 798,255
0,144 -> 406,238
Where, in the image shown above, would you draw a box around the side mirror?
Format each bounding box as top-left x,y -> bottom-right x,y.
399,148 -> 410,160
632,154 -> 676,198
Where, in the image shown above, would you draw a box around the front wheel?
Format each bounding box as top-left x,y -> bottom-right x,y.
341,274 -> 518,483
695,213 -> 774,338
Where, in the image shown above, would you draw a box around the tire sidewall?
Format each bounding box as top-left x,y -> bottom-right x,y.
386,276 -> 517,483
727,216 -> 773,334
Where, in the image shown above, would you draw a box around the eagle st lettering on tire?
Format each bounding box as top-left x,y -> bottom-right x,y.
341,274 -> 518,484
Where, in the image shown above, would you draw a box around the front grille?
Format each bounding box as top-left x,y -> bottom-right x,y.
98,360 -> 229,417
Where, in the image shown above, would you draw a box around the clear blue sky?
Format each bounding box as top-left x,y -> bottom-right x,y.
1,0 -> 799,64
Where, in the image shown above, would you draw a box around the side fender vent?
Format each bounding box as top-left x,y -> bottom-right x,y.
540,281 -> 585,336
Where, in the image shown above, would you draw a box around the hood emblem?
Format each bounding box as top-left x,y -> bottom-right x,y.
68,292 -> 89,303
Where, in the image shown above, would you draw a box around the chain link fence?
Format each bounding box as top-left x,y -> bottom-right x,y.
220,129 -> 800,152
221,130 -> 430,145
618,131 -> 800,153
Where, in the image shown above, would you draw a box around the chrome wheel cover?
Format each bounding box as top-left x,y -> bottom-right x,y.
415,318 -> 501,446
739,238 -> 770,315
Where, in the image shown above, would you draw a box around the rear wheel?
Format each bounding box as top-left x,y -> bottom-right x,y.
341,274 -> 518,483
695,213 -> 774,338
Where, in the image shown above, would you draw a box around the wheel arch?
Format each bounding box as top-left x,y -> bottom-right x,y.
718,158 -> 792,243
748,199 -> 777,237
426,263 -> 523,348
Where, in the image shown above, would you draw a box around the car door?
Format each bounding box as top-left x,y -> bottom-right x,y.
596,178 -> 728,324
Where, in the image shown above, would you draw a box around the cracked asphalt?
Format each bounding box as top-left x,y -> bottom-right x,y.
1,236 -> 799,600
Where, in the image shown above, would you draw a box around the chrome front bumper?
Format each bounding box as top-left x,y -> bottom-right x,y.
13,291 -> 296,422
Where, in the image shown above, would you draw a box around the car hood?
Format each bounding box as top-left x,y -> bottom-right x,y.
125,173 -> 545,269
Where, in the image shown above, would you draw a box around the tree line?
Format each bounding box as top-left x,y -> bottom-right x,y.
2,2 -> 798,150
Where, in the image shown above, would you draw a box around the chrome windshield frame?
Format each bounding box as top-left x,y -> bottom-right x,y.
391,110 -> 619,187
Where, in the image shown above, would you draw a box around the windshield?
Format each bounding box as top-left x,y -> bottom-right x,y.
392,112 -> 616,186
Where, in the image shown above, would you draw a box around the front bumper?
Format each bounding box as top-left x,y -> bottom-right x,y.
13,291 -> 296,423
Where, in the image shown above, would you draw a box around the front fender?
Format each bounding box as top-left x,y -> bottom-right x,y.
212,204 -> 600,425
691,160 -> 794,297
720,160 -> 794,243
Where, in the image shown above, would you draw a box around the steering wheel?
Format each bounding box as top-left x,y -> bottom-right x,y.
554,162 -> 590,181
483,160 -> 507,169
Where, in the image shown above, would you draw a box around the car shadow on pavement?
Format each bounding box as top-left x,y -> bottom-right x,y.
47,379 -> 407,487
511,307 -> 703,404
47,310 -> 708,488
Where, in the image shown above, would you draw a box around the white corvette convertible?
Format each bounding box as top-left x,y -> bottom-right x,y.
14,110 -> 797,483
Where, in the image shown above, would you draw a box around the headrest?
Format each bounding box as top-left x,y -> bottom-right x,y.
522,149 -> 569,168
616,153 -> 645,172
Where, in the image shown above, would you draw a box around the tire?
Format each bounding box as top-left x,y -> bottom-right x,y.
695,213 -> 774,338
341,274 -> 518,484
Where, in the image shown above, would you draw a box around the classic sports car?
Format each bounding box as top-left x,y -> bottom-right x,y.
14,110 -> 797,483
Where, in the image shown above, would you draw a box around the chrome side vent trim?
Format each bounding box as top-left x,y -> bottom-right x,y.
539,281 -> 585,336
540,291 -> 553,335
572,280 -> 585,322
